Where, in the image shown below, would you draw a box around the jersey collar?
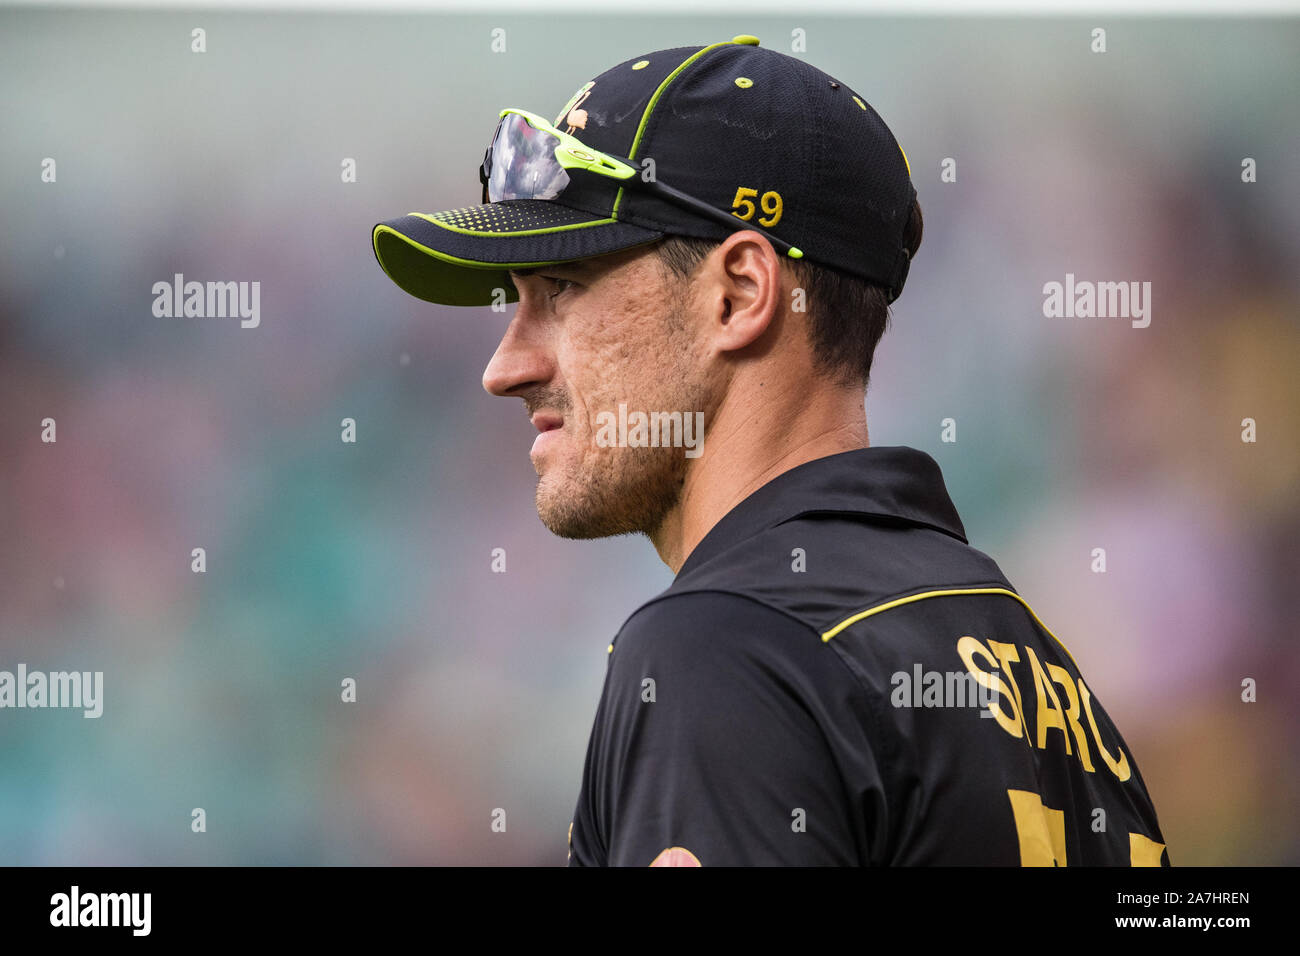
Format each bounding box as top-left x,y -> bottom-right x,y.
677,445 -> 968,577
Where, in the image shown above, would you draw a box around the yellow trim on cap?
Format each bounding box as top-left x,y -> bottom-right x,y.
373,222 -> 576,271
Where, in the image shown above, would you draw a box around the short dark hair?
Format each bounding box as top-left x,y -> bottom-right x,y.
653,198 -> 924,389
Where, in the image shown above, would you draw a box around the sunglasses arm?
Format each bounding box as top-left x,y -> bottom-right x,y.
644,177 -> 805,260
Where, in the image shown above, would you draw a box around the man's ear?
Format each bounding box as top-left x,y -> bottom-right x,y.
699,231 -> 783,356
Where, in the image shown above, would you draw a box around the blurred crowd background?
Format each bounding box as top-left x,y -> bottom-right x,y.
1,9 -> 1297,865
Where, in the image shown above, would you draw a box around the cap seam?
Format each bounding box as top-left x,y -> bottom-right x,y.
628,40 -> 738,161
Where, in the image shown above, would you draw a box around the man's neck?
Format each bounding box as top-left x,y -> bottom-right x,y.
649,385 -> 869,573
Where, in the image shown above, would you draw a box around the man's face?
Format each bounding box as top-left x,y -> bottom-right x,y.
482,243 -> 713,540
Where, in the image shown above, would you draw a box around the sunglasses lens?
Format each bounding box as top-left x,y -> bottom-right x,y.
483,113 -> 571,203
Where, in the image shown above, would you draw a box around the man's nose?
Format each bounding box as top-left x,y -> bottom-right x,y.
482,307 -> 552,397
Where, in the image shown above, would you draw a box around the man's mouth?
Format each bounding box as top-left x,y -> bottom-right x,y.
531,413 -> 563,433
530,413 -> 564,459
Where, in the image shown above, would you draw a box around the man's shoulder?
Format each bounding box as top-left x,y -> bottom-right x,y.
583,592 -> 884,866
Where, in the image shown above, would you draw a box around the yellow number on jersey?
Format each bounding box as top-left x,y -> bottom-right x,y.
1007,789 -> 1166,866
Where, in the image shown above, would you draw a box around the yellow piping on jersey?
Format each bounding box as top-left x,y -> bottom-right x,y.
820,587 -> 1080,671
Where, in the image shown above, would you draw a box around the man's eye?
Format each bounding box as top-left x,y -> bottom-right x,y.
543,277 -> 575,299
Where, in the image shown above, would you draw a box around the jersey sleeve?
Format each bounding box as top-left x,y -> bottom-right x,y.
574,590 -> 887,866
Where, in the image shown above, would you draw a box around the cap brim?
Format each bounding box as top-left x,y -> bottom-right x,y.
372,200 -> 664,307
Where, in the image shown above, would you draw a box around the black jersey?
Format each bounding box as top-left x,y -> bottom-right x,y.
567,446 -> 1168,866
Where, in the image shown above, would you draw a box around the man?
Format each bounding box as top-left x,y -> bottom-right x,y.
371,36 -> 1169,866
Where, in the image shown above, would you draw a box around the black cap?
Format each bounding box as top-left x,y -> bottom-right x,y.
372,35 -> 916,306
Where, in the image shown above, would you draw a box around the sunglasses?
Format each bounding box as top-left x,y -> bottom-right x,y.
478,108 -> 804,261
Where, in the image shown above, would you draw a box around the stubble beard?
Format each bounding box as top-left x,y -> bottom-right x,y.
536,436 -> 693,541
